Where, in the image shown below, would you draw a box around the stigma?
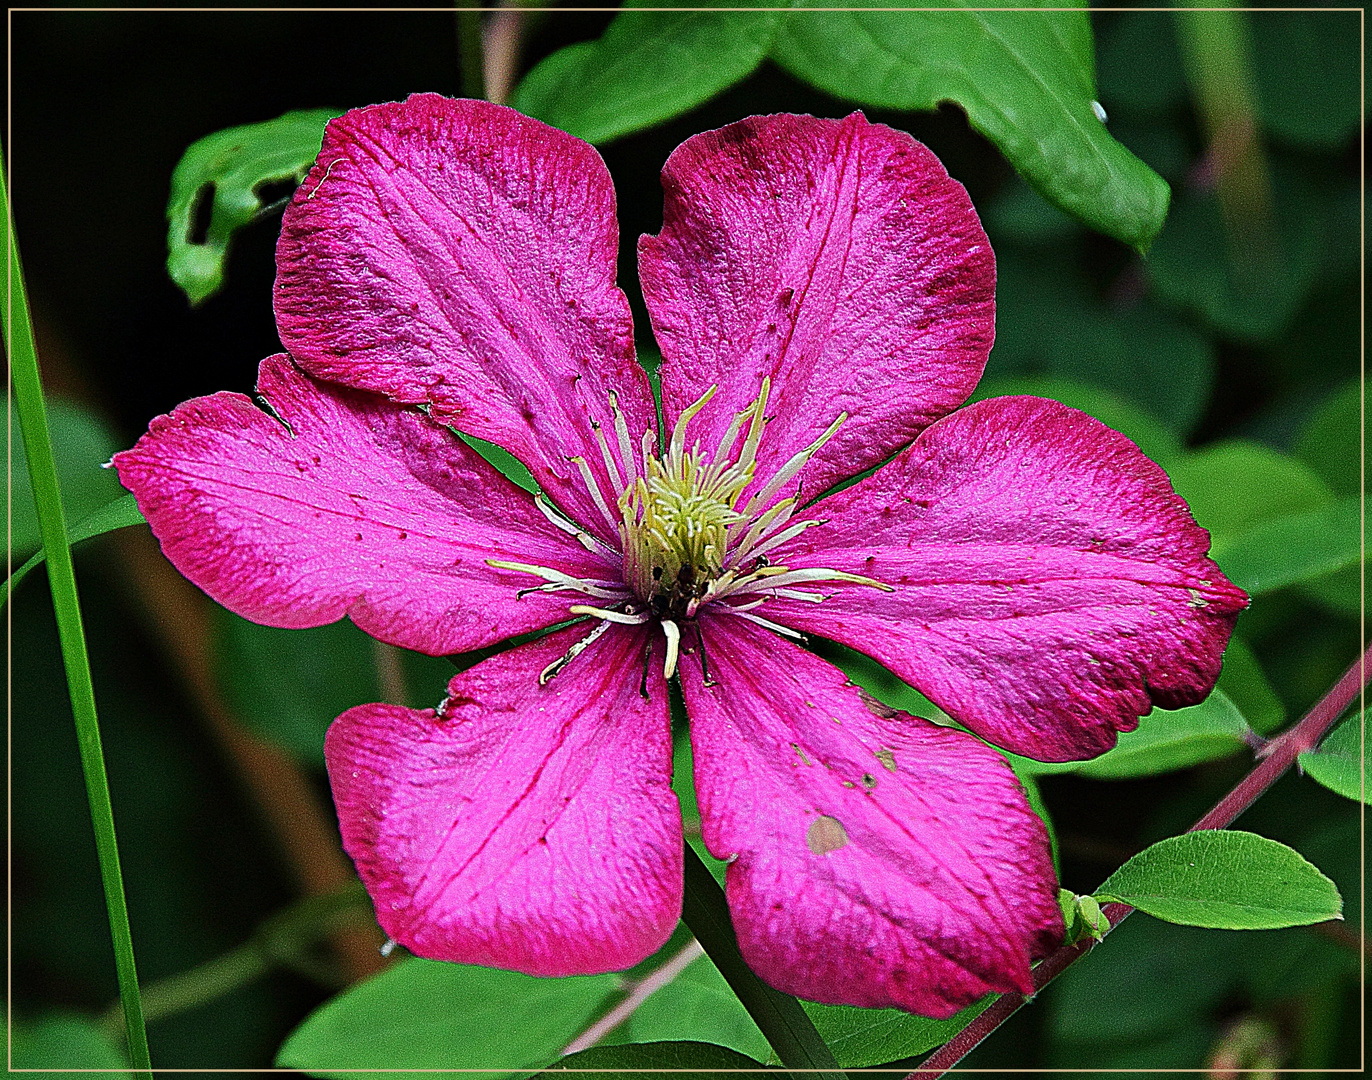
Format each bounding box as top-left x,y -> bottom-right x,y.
489,380 -> 889,686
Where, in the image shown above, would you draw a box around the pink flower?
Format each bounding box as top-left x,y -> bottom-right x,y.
115,95 -> 1246,1018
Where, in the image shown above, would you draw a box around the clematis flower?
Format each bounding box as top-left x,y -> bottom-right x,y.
115,94 -> 1247,1018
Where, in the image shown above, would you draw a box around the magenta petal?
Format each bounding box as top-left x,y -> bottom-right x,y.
639,111 -> 994,500
766,396 -> 1249,762
681,617 -> 1061,1017
327,624 -> 680,976
274,94 -> 656,536
114,354 -> 607,655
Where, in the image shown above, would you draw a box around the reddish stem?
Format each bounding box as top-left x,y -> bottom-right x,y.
909,642 -> 1371,1077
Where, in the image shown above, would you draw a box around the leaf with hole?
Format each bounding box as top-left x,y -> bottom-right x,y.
1299,711 -> 1367,804
513,2 -> 779,144
275,958 -> 618,1078
166,108 -> 341,305
1095,831 -> 1342,930
770,1 -> 1170,250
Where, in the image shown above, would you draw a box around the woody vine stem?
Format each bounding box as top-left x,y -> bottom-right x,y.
910,642 -> 1370,1076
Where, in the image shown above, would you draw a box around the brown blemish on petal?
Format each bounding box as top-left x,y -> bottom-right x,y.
807,815 -> 848,855
858,688 -> 897,719
875,748 -> 897,773
861,773 -> 877,791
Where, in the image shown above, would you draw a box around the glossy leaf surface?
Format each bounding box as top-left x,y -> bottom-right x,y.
1096,831 -> 1342,929
619,954 -> 769,1060
771,1 -> 1170,250
276,958 -> 617,1078
1217,496 -> 1360,596
799,995 -> 994,1068
1074,691 -> 1250,779
513,3 -> 778,144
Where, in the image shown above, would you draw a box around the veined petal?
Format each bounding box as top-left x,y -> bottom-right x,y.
766,396 -> 1249,762
639,111 -> 993,506
274,94 -> 656,537
326,623 -> 680,976
680,617 -> 1061,1017
114,354 -> 606,656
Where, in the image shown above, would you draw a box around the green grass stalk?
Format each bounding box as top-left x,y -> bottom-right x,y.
3,147 -> 153,1075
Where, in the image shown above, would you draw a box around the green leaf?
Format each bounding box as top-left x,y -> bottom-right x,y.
4,492 -> 146,606
1095,831 -> 1342,929
1294,378 -> 1361,498
10,1014 -> 131,1077
8,398 -> 125,556
679,847 -> 842,1074
1216,496 -> 1360,597
1215,636 -> 1285,736
1074,691 -> 1250,779
1169,439 -> 1333,545
213,609 -> 454,766
1252,10 -> 1361,151
513,3 -> 779,144
458,432 -> 538,493
770,1 -> 1170,250
167,109 -> 340,305
544,1041 -> 766,1074
797,995 -> 994,1068
1058,890 -> 1109,946
672,731 -> 729,887
987,252 -> 1214,435
621,954 -> 770,1061
275,958 -> 618,1078
971,375 -> 1185,473
1145,164 -> 1326,343
1299,711 -> 1368,804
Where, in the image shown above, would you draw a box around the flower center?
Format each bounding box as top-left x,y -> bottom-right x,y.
488,379 -> 889,685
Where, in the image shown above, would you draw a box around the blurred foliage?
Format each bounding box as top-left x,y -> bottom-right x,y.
10,3 -> 1362,1075
8,398 -> 125,556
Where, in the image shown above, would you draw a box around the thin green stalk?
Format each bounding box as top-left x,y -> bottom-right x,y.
3,148 -> 153,1075
1172,4 -> 1275,274
456,0 -> 487,101
680,845 -> 844,1076
101,883 -> 373,1041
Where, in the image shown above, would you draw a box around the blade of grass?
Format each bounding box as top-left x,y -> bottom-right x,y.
3,146 -> 153,1075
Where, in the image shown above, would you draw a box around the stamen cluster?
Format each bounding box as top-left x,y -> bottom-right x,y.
490,379 -> 888,682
